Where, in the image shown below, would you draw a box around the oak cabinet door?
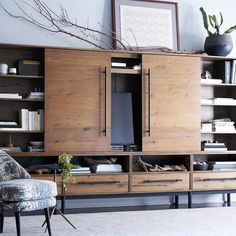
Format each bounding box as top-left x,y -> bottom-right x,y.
45,49 -> 111,152
142,55 -> 201,152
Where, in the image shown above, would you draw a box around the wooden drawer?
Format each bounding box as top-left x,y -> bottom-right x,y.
65,174 -> 129,195
132,172 -> 190,193
193,172 -> 236,190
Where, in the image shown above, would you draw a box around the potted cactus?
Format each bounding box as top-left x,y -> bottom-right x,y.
200,7 -> 236,56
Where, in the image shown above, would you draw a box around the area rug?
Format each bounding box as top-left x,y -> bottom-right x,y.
2,207 -> 236,236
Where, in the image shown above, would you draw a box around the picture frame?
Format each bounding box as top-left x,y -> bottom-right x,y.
112,0 -> 180,50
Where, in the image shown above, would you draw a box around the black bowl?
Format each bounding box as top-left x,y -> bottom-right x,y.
193,164 -> 208,171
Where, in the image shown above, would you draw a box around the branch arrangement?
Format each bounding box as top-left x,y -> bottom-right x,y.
0,0 -> 132,50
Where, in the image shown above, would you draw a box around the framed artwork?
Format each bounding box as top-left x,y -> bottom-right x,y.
112,0 -> 179,50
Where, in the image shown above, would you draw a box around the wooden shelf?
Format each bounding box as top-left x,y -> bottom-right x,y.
0,130 -> 43,133
0,98 -> 44,102
0,74 -> 44,79
201,83 -> 236,87
201,103 -> 236,106
201,131 -> 236,134
111,68 -> 141,74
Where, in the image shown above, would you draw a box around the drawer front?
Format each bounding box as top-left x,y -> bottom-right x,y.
193,172 -> 236,190
132,172 -> 189,192
66,174 -> 129,195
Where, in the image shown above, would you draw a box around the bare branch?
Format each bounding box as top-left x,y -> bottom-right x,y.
0,0 -> 132,50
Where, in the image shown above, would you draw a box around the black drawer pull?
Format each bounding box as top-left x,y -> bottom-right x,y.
143,179 -> 182,183
78,181 -> 121,185
198,177 -> 236,182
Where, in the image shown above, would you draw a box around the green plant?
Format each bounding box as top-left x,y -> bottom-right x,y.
200,7 -> 236,35
58,153 -> 74,189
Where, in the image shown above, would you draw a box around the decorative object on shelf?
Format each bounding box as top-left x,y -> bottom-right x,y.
200,7 -> 236,56
0,0 -> 130,50
0,63 -> 8,75
6,133 -> 13,147
18,59 -> 41,76
135,156 -> 186,172
112,0 -> 179,50
8,67 -> 17,75
58,153 -> 74,190
193,161 -> 209,171
201,70 -> 212,80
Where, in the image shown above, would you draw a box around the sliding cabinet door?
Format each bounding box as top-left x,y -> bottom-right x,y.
142,54 -> 201,152
45,49 -> 111,152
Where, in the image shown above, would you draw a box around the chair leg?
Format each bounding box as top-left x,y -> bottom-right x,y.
0,213 -> 4,233
15,212 -> 21,236
44,208 -> 52,236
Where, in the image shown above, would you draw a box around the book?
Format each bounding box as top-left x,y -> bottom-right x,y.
213,60 -> 231,84
90,164 -> 122,173
213,98 -> 236,105
111,62 -> 127,68
213,161 -> 236,170
0,93 -> 22,99
201,79 -> 223,84
231,60 -> 236,84
0,121 -> 18,125
19,109 -> 29,130
203,147 -> 228,151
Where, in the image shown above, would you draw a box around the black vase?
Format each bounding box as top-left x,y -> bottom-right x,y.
204,34 -> 233,56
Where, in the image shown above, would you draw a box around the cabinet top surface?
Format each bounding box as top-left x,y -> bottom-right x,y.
2,42 -> 235,60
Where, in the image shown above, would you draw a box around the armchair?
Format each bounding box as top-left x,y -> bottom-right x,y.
0,150 -> 57,236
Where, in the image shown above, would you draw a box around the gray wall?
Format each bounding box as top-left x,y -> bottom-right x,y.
0,0 -> 236,55
1,0 -> 236,208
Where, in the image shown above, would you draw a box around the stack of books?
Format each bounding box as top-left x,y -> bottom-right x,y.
212,120 -> 235,133
90,164 -> 122,173
213,161 -> 236,171
111,145 -> 124,152
213,98 -> 236,105
20,109 -> 44,131
26,92 -> 44,99
70,165 -> 91,174
200,78 -> 223,84
201,141 -> 227,152
0,93 -> 22,99
0,121 -> 20,128
111,62 -> 127,68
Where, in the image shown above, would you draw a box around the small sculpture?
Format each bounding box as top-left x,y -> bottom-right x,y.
201,70 -> 212,80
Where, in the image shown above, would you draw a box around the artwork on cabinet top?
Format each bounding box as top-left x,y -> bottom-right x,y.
112,0 -> 179,50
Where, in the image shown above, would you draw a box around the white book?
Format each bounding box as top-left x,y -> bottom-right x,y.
38,109 -> 44,131
0,93 -> 22,99
203,148 -> 228,151
201,79 -> 223,84
0,127 -> 23,131
28,111 -> 34,130
20,109 -> 29,130
111,62 -> 127,67
0,121 -> 17,125
231,60 -> 236,84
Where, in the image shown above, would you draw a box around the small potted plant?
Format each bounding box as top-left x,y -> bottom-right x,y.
58,153 -> 74,192
200,7 -> 236,56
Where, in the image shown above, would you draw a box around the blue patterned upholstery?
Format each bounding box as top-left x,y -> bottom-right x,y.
0,179 -> 57,201
0,151 -> 57,235
2,197 -> 56,212
0,150 -> 31,181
